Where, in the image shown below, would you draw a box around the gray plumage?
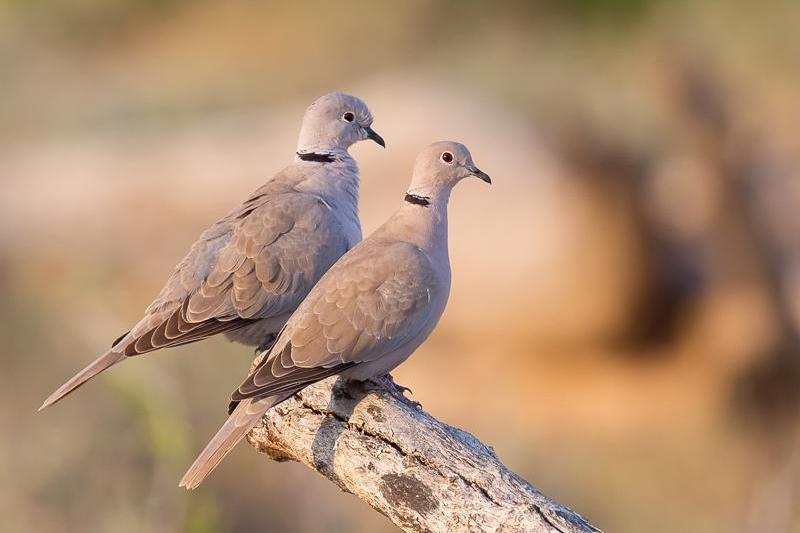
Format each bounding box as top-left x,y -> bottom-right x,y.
39,92 -> 385,411
180,140 -> 490,489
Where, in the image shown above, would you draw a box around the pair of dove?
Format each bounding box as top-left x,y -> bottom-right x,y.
39,92 -> 491,489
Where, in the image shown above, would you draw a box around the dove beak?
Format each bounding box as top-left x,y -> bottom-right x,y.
467,165 -> 491,184
363,126 -> 386,148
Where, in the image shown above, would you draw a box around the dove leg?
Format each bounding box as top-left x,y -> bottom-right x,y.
367,374 -> 421,410
386,374 -> 413,395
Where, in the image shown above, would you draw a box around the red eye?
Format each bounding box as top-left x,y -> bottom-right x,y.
342,112 -> 355,123
441,151 -> 454,164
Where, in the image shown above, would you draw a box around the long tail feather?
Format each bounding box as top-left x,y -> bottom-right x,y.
179,396 -> 277,490
39,350 -> 126,411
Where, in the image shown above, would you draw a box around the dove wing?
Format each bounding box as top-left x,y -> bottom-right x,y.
231,241 -> 437,402
120,188 -> 350,356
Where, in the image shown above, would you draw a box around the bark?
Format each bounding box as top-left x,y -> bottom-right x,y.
245,376 -> 600,533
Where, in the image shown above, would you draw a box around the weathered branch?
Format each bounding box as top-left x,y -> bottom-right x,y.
245,376 -> 600,533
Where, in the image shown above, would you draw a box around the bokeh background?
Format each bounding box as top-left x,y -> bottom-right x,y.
3,1 -> 800,532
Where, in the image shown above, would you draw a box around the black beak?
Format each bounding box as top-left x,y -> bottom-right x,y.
364,126 -> 386,148
468,165 -> 491,184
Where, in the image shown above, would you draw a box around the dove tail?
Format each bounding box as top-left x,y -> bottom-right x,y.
179,396 -> 277,490
39,350 -> 126,411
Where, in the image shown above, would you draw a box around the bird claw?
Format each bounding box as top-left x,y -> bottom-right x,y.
369,374 -> 421,410
391,379 -> 413,396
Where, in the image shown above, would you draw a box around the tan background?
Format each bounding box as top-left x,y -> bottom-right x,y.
2,1 -> 800,532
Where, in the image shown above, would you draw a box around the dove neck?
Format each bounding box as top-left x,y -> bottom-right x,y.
396,186 -> 451,256
294,147 -> 352,163
293,152 -> 361,246
404,182 -> 452,209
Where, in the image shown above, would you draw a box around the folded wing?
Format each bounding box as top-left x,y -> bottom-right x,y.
123,189 -> 350,356
230,241 -> 437,405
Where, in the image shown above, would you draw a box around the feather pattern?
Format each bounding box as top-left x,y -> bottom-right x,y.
230,241 -> 437,402
124,186 -> 352,356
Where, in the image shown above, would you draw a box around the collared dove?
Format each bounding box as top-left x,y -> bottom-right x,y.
180,140 -> 491,489
39,92 -> 385,411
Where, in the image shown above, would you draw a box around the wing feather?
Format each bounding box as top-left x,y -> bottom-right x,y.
122,189 -> 349,356
231,241 -> 437,401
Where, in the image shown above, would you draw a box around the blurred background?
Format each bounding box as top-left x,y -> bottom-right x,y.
2,1 -> 800,532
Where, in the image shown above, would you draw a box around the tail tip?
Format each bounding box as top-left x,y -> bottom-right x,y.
178,475 -> 200,490
38,394 -> 58,412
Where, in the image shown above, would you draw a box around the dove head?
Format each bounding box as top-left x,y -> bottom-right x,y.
296,92 -> 384,153
406,141 -> 490,201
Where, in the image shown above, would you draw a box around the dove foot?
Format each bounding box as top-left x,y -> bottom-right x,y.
368,374 -> 421,410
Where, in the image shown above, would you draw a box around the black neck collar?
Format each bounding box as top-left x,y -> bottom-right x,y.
404,193 -> 431,207
297,151 -> 336,163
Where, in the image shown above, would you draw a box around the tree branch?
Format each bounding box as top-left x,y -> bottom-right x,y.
245,376 -> 600,533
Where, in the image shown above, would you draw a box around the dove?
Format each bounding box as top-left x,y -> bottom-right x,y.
39,92 -> 385,411
179,140 -> 491,489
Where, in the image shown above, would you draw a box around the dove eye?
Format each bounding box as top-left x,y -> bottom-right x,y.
342,112 -> 355,123
441,151 -> 454,164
